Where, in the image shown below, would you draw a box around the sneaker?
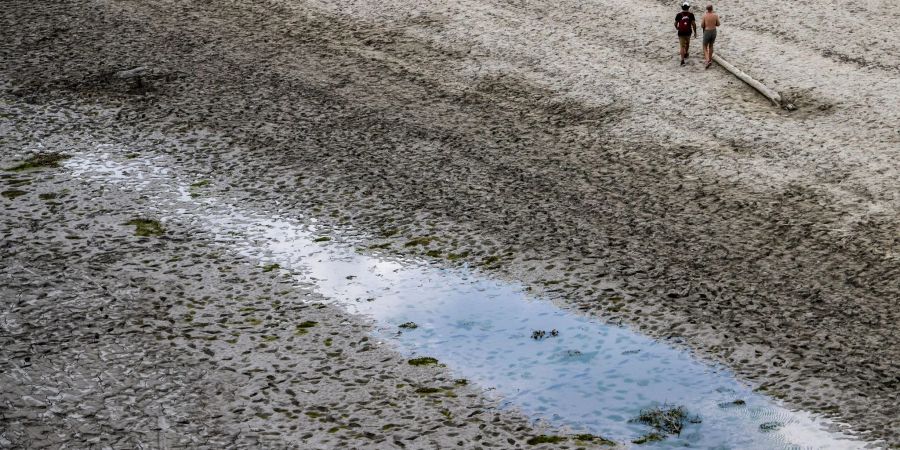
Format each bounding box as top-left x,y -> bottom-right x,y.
680,59 -> 686,66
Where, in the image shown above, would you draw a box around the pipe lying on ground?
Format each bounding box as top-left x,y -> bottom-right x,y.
712,54 -> 782,107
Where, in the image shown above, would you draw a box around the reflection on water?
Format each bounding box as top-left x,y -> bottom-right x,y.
67,153 -> 866,449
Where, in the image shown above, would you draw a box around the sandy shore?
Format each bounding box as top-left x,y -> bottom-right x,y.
2,0 -> 898,447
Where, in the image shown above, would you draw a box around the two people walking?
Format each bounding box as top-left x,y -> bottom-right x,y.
675,2 -> 719,68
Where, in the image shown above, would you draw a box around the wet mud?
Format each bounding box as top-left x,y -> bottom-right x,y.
0,157 -> 557,449
2,0 -> 899,447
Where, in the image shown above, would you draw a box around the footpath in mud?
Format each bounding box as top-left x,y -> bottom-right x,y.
2,0 -> 899,447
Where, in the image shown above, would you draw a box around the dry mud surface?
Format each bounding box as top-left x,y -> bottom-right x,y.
2,0 -> 899,447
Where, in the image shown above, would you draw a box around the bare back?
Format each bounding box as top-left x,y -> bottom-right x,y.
702,12 -> 720,30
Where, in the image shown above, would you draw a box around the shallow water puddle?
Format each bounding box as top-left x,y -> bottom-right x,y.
67,152 -> 865,449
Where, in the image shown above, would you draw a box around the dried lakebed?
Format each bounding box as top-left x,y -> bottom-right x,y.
67,151 -> 866,449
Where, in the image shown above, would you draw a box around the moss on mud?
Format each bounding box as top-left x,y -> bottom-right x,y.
526,435 -> 566,445
414,386 -> 442,395
380,228 -> 399,237
630,404 -> 699,443
6,153 -> 70,171
575,434 -> 616,445
261,263 -> 280,272
408,357 -> 439,366
632,433 -> 665,444
2,190 -> 27,199
294,321 -> 317,335
404,236 -> 434,247
125,218 -> 165,237
481,255 -> 500,266
447,252 -> 469,261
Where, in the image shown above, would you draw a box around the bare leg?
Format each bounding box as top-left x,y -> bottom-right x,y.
701,42 -> 709,68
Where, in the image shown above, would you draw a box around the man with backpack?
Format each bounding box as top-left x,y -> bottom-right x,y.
675,2 -> 697,66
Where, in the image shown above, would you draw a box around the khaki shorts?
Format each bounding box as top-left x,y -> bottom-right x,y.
679,35 -> 691,51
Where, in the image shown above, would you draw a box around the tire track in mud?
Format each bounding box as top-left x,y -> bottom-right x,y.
3,0 -> 899,445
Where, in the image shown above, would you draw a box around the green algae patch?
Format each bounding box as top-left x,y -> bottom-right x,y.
125,218 -> 165,237
718,399 -> 746,408
398,322 -> 418,329
2,190 -> 27,200
573,434 -> 616,446
262,263 -> 281,272
380,228 -> 399,237
408,357 -> 439,366
526,435 -> 567,445
481,255 -> 500,266
4,178 -> 31,187
313,236 -> 331,242
414,386 -> 442,395
189,179 -> 211,197
630,404 -> 699,442
633,405 -> 688,434
295,321 -> 318,335
447,251 -> 469,261
6,153 -> 70,171
425,250 -> 442,258
404,236 -> 434,247
632,433 -> 665,445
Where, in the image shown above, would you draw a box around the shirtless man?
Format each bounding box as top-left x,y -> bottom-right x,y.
675,2 -> 697,66
701,4 -> 720,69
